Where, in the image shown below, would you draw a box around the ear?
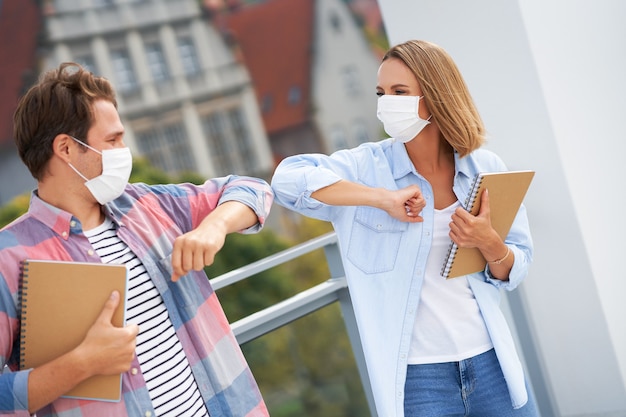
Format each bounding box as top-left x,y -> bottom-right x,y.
51,134 -> 73,163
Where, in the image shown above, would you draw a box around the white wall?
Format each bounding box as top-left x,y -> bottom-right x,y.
377,1 -> 626,416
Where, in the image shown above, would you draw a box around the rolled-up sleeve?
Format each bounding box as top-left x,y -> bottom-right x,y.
0,368 -> 31,416
271,152 -> 359,222
217,176 -> 274,234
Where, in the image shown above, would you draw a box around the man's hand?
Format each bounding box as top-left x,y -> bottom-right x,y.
170,218 -> 227,282
28,291 -> 139,413
170,201 -> 259,282
76,291 -> 139,376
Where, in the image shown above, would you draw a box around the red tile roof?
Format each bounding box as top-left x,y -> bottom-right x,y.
222,0 -> 314,134
0,0 -> 41,147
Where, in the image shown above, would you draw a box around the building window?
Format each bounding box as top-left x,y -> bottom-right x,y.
145,42 -> 170,83
341,65 -> 361,97
136,122 -> 196,174
261,94 -> 273,114
202,107 -> 256,175
75,55 -> 98,75
287,86 -> 301,105
330,126 -> 348,150
177,37 -> 201,76
229,107 -> 256,170
202,113 -> 231,175
329,10 -> 342,32
110,49 -> 138,93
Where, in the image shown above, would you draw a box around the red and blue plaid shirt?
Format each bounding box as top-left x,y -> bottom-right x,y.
0,175 -> 273,417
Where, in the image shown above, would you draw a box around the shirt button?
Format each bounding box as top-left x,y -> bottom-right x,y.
62,231 -> 68,237
131,368 -> 138,375
70,220 -> 76,227
400,353 -> 406,359
376,224 -> 382,230
145,411 -> 152,417
87,249 -> 94,256
397,390 -> 403,398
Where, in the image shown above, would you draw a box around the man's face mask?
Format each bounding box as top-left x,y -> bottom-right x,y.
67,136 -> 132,204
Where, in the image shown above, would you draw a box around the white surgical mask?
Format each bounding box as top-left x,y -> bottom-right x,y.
377,95 -> 432,143
68,136 -> 132,204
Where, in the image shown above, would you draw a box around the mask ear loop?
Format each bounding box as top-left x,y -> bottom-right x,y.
67,136 -> 101,182
416,96 -> 433,122
69,136 -> 102,155
67,162 -> 90,182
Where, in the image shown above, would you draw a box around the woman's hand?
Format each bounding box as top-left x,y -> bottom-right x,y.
449,189 -> 513,280
381,185 -> 426,222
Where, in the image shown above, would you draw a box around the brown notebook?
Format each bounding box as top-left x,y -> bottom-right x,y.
441,170 -> 535,279
20,259 -> 128,401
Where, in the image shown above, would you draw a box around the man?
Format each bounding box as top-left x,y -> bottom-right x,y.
0,63 -> 272,416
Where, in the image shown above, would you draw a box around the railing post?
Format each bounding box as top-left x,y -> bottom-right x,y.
324,241 -> 378,417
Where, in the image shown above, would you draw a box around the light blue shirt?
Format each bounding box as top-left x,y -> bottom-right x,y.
271,139 -> 533,416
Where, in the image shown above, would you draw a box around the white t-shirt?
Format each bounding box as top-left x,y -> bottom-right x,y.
408,201 -> 493,364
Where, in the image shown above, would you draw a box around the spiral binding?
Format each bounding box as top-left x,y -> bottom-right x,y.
440,173 -> 484,278
19,260 -> 30,370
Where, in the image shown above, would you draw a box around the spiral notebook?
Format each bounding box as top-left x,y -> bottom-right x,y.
441,170 -> 535,279
20,259 -> 128,401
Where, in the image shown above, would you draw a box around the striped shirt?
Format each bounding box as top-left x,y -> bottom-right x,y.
85,219 -> 209,417
0,176 -> 272,417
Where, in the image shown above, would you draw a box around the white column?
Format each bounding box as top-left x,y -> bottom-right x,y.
377,0 -> 626,415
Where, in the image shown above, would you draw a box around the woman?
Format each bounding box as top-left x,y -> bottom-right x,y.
271,40 -> 539,417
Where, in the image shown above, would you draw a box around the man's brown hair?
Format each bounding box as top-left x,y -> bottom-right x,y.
13,63 -> 117,180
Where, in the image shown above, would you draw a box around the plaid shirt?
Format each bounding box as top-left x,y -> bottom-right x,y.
0,176 -> 273,417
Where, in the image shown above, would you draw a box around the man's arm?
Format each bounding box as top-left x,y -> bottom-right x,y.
171,201 -> 258,281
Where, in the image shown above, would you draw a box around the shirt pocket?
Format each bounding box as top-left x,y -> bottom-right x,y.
347,207 -> 407,274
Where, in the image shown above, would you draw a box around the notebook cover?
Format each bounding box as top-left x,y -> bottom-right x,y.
20,259 -> 128,401
441,170 -> 535,279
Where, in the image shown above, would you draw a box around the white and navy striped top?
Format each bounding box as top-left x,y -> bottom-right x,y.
85,218 -> 209,417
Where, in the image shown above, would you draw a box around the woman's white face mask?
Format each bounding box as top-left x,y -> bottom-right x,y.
67,136 -> 132,204
376,95 -> 432,143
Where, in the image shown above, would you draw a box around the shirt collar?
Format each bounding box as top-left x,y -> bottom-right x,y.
390,141 -> 414,180
28,191 -> 122,239
389,140 -> 473,181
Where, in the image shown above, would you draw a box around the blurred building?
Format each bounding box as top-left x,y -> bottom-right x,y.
39,0 -> 274,180
0,0 -> 39,205
222,0 -> 383,163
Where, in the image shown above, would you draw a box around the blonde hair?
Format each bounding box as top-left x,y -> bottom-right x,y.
383,40 -> 485,156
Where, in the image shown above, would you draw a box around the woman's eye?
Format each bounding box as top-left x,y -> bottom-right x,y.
375,91 -> 384,97
394,90 -> 407,95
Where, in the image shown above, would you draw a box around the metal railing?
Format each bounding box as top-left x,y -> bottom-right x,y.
210,231 -> 378,416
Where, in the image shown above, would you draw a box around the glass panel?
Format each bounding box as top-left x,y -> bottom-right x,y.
145,42 -> 170,82
202,113 -> 230,175
228,107 -> 256,171
110,49 -> 138,93
177,37 -> 201,76
74,54 -> 99,75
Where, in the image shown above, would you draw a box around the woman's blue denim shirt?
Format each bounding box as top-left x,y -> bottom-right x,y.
271,139 -> 533,417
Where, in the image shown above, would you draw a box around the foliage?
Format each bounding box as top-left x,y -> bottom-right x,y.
0,193 -> 30,229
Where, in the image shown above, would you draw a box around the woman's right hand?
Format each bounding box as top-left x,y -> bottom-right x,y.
381,185 -> 426,222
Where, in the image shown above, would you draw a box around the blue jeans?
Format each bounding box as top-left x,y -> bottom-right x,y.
404,349 -> 540,417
